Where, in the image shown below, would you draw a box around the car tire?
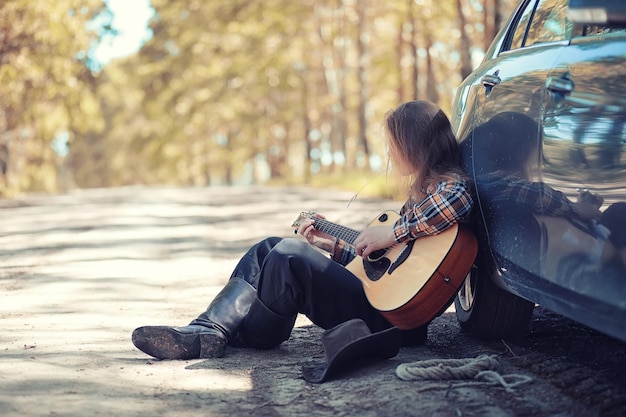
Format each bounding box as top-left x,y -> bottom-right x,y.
454,249 -> 535,339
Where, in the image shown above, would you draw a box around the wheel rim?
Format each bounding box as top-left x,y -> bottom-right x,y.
457,269 -> 475,312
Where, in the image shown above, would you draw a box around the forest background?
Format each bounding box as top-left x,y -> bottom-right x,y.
0,0 -> 517,199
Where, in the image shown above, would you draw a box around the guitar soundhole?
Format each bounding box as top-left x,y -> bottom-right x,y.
363,258 -> 391,281
368,249 -> 386,261
378,213 -> 389,222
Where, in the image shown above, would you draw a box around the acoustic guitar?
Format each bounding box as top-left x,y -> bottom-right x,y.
292,211 -> 477,329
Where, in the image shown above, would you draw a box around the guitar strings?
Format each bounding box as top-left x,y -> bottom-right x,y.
346,171 -> 385,208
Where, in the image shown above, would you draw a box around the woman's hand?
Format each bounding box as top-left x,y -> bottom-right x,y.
354,225 -> 396,259
574,201 -> 602,221
297,213 -> 336,253
575,189 -> 603,221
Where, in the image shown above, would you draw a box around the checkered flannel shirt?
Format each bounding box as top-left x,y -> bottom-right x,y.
331,177 -> 473,266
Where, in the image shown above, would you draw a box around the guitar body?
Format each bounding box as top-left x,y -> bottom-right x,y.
292,210 -> 478,330
345,211 -> 478,330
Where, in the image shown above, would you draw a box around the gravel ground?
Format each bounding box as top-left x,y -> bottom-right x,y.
1,185 -> 625,417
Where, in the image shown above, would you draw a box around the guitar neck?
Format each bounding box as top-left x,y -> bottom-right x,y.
313,218 -> 360,244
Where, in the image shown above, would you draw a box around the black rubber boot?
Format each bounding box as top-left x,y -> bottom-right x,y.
237,297 -> 297,350
132,278 -> 256,360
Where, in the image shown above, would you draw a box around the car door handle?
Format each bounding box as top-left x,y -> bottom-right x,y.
546,74 -> 574,95
481,70 -> 501,88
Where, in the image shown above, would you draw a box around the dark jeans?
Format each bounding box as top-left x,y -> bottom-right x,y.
230,237 -> 393,334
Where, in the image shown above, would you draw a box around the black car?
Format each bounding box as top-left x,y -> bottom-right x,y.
450,0 -> 626,342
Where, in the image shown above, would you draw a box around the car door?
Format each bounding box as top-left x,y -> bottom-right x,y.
539,24 -> 626,311
458,0 -> 571,282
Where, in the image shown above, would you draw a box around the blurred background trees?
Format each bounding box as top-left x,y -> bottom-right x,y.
0,0 -> 516,196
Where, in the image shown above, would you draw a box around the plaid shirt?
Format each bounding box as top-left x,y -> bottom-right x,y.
478,173 -> 578,218
332,177 -> 473,266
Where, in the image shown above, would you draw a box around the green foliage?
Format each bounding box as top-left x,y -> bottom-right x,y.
0,0 -> 104,194
0,0 -> 519,197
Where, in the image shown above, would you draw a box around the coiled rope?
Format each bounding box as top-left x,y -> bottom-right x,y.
395,354 -> 532,392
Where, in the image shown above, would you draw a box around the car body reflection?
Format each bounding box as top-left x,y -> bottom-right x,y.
451,0 -> 626,342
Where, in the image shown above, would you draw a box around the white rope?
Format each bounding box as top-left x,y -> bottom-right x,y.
396,354 -> 532,392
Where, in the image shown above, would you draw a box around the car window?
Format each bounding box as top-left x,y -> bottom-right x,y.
525,0 -> 572,46
510,0 -> 537,50
509,0 -> 573,50
581,25 -> 626,36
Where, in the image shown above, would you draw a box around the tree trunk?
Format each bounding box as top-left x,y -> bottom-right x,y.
356,0 -> 370,169
302,74 -> 313,183
424,31 -> 439,104
456,0 -> 473,79
395,14 -> 405,103
409,0 -> 419,100
332,0 -> 348,172
495,0 -> 504,35
483,0 -> 496,51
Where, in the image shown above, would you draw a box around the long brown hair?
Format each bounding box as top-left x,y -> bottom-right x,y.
384,100 -> 466,199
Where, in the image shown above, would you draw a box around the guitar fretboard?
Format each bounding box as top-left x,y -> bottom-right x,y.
312,218 -> 360,244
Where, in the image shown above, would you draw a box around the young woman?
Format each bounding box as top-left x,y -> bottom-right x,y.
132,100 -> 473,360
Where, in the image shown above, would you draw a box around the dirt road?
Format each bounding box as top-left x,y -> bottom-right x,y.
1,186 -> 625,417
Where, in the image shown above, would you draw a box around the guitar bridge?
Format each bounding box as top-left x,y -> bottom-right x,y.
388,240 -> 415,275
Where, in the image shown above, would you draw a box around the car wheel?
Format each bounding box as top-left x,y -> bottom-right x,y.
454,250 -> 535,339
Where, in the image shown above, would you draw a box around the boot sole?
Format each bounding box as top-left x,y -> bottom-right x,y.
132,326 -> 227,360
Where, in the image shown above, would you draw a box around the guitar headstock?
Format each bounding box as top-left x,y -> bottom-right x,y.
291,211 -> 316,228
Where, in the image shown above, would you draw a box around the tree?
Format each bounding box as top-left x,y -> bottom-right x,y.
0,0 -> 105,193
1,0 -> 520,193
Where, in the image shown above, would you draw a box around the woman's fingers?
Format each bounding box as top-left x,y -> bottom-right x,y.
297,219 -> 314,235
356,226 -> 395,258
